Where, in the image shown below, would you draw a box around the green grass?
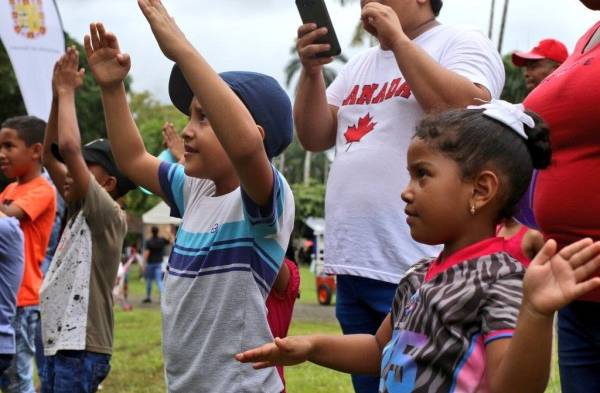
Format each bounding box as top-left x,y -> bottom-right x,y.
101,265 -> 561,392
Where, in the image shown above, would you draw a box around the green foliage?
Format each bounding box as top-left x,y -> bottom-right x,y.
281,136 -> 329,185
501,53 -> 527,103
129,91 -> 188,156
291,181 -> 326,222
0,41 -> 26,122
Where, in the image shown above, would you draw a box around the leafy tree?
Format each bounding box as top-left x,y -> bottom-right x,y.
291,181 -> 326,223
500,53 -> 526,103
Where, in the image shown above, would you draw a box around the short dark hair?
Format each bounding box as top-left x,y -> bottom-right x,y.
151,226 -> 159,236
415,108 -> 551,220
431,0 -> 443,16
1,116 -> 46,146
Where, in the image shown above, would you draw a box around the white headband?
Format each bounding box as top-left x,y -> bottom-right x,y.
467,99 -> 535,140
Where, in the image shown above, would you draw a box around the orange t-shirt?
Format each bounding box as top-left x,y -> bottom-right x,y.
0,176 -> 56,306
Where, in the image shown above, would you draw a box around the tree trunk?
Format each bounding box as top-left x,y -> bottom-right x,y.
488,0 -> 496,39
498,0 -> 510,53
303,150 -> 312,185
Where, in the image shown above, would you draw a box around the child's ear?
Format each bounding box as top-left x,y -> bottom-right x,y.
256,125 -> 265,141
471,170 -> 499,211
102,175 -> 118,196
31,143 -> 43,161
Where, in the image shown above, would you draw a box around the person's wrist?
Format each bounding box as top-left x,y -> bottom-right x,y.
99,81 -> 125,95
302,65 -> 323,80
390,32 -> 411,53
522,299 -> 555,322
57,87 -> 76,97
170,41 -> 197,64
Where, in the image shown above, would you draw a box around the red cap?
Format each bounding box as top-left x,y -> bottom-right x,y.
512,39 -> 569,67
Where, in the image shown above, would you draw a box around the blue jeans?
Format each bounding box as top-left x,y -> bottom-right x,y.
145,263 -> 164,300
0,306 -> 39,393
335,275 -> 397,393
34,315 -> 47,383
558,301 -> 600,393
41,351 -> 111,393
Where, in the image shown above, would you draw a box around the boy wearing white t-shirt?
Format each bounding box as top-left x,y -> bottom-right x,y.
294,1 -> 504,392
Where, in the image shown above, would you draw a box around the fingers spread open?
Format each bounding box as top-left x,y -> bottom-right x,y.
529,239 -> 556,267
574,252 -> 600,282
252,361 -> 273,370
83,35 -> 93,58
558,238 -> 594,260
573,277 -> 600,299
90,23 -> 101,51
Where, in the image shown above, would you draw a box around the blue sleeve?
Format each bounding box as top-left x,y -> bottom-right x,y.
241,166 -> 286,236
0,218 -> 24,263
158,161 -> 186,218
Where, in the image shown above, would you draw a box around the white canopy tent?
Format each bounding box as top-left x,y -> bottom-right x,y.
142,201 -> 181,226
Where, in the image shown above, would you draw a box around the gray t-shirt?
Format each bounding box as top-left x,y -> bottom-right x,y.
0,217 -> 24,354
41,177 -> 127,355
159,162 -> 294,393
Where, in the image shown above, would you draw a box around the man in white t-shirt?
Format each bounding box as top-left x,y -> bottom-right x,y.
294,1 -> 504,391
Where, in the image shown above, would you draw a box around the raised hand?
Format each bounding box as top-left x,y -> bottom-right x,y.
138,0 -> 193,62
360,2 -> 409,50
523,238 -> 600,317
235,336 -> 313,369
296,23 -> 334,77
162,122 -> 184,161
53,46 -> 85,95
84,23 -> 131,90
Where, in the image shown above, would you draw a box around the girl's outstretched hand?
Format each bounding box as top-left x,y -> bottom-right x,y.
84,23 -> 131,90
523,238 -> 600,317
138,0 -> 193,62
235,336 -> 313,370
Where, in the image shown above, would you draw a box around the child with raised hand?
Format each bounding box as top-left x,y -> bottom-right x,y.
84,0 -> 294,391
40,47 -> 135,392
237,101 -> 600,393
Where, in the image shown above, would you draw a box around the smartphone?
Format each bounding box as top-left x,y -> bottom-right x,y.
295,0 -> 342,58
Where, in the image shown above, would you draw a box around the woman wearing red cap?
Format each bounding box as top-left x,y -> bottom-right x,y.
524,1 -> 600,392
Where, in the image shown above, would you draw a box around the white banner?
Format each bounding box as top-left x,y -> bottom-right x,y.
0,0 -> 64,121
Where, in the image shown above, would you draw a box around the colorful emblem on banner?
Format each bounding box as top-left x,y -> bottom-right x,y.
10,0 -> 47,39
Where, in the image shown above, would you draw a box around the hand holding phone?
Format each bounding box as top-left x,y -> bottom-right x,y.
295,0 -> 341,58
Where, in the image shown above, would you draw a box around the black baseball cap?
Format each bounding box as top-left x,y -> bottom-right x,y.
168,64 -> 293,160
51,139 -> 136,197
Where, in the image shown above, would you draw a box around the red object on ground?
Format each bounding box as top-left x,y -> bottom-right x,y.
315,274 -> 336,306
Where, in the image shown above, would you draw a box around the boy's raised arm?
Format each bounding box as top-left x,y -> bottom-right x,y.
85,23 -> 163,198
43,94 -> 67,199
52,47 -> 91,199
138,0 -> 274,206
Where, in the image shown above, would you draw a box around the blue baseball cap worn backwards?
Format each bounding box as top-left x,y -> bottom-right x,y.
168,64 -> 293,160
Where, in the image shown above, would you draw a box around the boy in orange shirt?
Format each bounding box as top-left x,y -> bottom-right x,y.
0,116 -> 56,393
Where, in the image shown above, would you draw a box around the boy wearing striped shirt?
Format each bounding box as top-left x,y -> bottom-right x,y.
85,2 -> 294,390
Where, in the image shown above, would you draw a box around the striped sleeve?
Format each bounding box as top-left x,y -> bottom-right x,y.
241,166 -> 287,237
481,272 -> 524,345
158,161 -> 186,218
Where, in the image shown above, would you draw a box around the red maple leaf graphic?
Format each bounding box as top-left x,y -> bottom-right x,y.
344,113 -> 377,143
